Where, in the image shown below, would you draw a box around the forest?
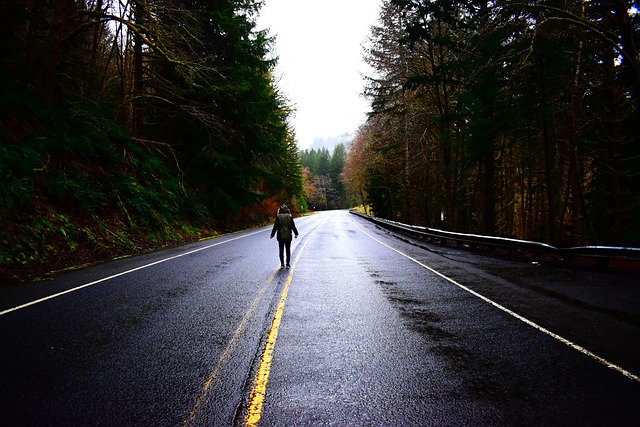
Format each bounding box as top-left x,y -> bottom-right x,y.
0,0 -> 305,280
2,1 -> 639,282
344,0 -> 640,247
299,145 -> 348,210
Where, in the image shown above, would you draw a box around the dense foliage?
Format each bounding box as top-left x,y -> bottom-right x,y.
345,0 -> 640,246
0,0 -> 304,278
299,144 -> 348,210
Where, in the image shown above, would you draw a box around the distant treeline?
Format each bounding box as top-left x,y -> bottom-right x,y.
0,0 -> 304,274
299,145 -> 348,210
344,0 -> 640,246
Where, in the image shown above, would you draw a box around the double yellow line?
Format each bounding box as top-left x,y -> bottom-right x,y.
244,234 -> 310,426
243,216 -> 329,425
244,268 -> 294,425
186,219 -> 321,426
184,266 -> 277,426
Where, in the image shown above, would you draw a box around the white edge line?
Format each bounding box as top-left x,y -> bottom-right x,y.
0,229 -> 267,316
357,223 -> 640,384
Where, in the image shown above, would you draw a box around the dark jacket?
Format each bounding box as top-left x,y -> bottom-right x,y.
270,206 -> 299,242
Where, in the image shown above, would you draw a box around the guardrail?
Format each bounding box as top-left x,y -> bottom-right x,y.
350,211 -> 640,265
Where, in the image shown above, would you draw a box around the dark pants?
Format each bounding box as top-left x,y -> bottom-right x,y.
278,239 -> 292,266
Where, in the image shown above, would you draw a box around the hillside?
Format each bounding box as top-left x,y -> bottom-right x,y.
0,1 -> 305,284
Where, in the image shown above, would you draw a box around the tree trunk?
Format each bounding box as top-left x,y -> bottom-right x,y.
537,56 -> 557,245
133,0 -> 146,138
603,44 -> 623,244
482,142 -> 496,235
44,0 -> 71,104
91,0 -> 104,66
612,0 -> 640,114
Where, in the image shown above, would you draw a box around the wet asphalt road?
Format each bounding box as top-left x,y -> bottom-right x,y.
1,210 -> 639,426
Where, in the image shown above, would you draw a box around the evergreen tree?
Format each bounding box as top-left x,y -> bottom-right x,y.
0,0 -> 305,274
299,145 -> 348,209
346,0 -> 640,245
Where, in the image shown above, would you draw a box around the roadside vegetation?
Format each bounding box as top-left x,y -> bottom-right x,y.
0,1 -> 304,283
344,0 -> 640,247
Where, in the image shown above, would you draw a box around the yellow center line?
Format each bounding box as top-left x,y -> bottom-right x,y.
244,271 -> 293,426
185,268 -> 278,426
244,228 -> 317,426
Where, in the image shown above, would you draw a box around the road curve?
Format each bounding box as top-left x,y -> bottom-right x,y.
1,210 -> 639,426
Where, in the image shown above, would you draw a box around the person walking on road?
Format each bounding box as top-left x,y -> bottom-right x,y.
270,204 -> 299,269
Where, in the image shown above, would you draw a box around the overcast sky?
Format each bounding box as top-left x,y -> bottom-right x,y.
256,0 -> 382,149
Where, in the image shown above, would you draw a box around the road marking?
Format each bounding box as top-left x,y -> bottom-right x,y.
244,222 -> 320,426
184,268 -> 279,426
244,269 -> 294,427
355,221 -> 640,384
0,229 -> 267,316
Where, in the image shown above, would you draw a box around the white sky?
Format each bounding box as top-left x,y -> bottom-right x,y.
256,0 -> 382,149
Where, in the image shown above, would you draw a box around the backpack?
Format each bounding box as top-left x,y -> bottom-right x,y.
276,213 -> 293,241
